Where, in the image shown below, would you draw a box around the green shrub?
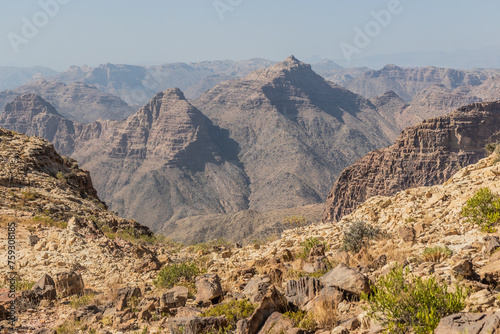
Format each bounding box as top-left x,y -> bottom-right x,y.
341,220 -> 380,253
422,246 -> 453,262
70,294 -> 95,309
154,263 -> 200,289
485,143 -> 498,156
56,171 -> 67,182
283,310 -> 317,331
283,215 -> 308,233
201,300 -> 256,331
298,237 -> 327,259
364,266 -> 468,334
32,215 -> 68,229
461,187 -> 500,232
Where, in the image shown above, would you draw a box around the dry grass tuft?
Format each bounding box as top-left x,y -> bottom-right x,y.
313,297 -> 338,330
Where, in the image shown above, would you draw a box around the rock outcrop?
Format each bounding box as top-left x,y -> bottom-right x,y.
323,101 -> 500,223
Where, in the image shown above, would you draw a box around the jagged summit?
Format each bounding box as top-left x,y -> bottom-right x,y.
245,55 -> 313,81
381,64 -> 403,71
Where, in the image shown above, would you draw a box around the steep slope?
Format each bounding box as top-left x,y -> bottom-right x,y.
194,56 -> 398,212
0,57 -> 402,241
342,65 -> 490,101
323,101 -> 500,223
70,89 -> 250,231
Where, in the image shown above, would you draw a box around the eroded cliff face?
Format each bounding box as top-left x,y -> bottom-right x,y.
323,101 -> 500,223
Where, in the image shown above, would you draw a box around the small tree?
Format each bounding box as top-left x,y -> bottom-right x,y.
341,220 -> 380,253
461,187 -> 500,232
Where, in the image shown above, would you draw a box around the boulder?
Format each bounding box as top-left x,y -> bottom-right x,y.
33,274 -> 55,291
339,317 -> 361,331
246,285 -> 287,334
31,274 -> 57,301
479,256 -> 500,285
115,287 -> 142,311
168,316 -> 228,334
434,312 -> 500,333
285,277 -> 322,309
308,244 -> 326,258
243,277 -> 271,304
484,236 -> 500,255
67,216 -> 82,233
195,274 -> 223,304
72,304 -> 101,322
267,267 -> 284,285
135,254 -> 161,273
303,256 -> 330,273
54,271 -> 84,298
398,226 -> 416,242
467,289 -> 496,311
257,312 -> 294,334
319,264 -> 371,297
452,260 -> 480,280
160,286 -> 189,311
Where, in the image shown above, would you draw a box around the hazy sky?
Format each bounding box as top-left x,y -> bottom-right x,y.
0,0 -> 498,70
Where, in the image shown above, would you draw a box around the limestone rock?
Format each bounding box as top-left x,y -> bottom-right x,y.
434,311 -> 500,334
160,286 -> 189,311
242,277 -> 271,304
54,271 -> 84,298
195,274 -> 223,304
168,316 -> 228,334
320,264 -> 371,297
285,277 -> 322,309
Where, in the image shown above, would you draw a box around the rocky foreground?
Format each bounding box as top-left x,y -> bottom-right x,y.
1,129 -> 500,333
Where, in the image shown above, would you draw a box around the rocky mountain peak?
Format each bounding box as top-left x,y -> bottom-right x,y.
246,56 -> 313,82
5,93 -> 60,116
381,64 -> 403,71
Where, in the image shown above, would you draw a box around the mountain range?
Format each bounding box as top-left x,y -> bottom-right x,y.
0,56 -> 399,243
3,56 -> 500,243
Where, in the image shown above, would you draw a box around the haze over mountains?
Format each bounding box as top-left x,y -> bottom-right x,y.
2,55 -> 500,243
0,79 -> 134,123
